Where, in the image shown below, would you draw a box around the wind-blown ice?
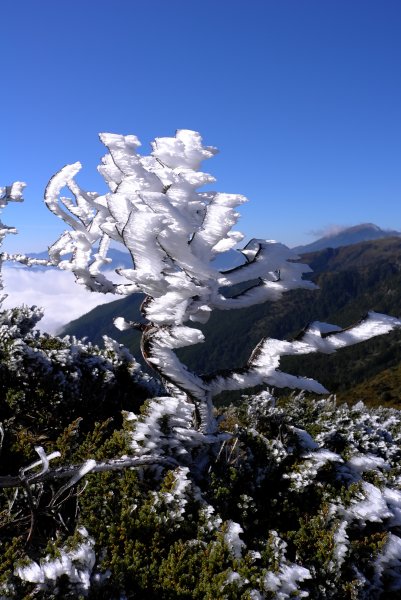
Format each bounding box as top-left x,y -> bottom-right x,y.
16,527 -> 96,593
0,182 -> 26,297
42,130 -> 401,432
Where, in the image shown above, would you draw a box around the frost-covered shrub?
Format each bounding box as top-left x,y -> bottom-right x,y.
16,527 -> 95,595
6,394 -> 401,598
0,304 -> 161,589
0,304 -> 160,468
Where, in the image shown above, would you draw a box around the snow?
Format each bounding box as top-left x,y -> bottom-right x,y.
284,449 -> 343,489
45,162 -> 84,231
16,528 -> 96,593
373,534 -> 401,593
346,454 -> 388,475
264,564 -> 312,598
383,487 -> 401,527
225,570 -> 242,584
129,396 -> 228,464
290,426 -> 319,451
151,129 -> 218,170
302,312 -> 401,353
331,520 -> 349,568
224,521 -> 245,559
263,532 -> 312,598
114,316 -> 132,331
21,446 -> 61,478
348,482 -> 392,524
160,466 -> 192,522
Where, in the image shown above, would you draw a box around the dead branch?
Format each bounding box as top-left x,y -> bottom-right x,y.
0,455 -> 178,490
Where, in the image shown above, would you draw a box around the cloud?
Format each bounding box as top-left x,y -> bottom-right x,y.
308,224 -> 349,239
1,267 -> 118,335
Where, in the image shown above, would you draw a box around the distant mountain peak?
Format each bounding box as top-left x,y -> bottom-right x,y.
340,223 -> 381,234
293,223 -> 401,254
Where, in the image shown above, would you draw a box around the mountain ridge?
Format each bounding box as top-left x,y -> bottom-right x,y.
293,223 -> 401,254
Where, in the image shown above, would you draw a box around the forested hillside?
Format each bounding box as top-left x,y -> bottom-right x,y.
63,237 -> 401,406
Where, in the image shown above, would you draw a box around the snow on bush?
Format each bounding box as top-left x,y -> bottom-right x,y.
16,528 -> 95,595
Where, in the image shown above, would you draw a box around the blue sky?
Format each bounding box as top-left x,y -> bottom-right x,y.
1,0 -> 401,252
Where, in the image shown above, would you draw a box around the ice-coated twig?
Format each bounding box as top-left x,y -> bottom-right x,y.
0,182 -> 56,300
19,447 -> 61,479
0,253 -> 54,267
0,181 -> 26,295
17,447 -> 61,543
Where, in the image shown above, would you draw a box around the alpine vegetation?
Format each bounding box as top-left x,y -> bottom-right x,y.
1,132 -> 401,598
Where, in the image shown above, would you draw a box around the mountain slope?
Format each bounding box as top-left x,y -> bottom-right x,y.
62,292 -> 144,352
293,223 -> 400,254
336,362 -> 401,407
61,237 -> 401,406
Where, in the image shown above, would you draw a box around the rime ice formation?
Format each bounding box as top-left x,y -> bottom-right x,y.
0,182 -> 25,299
43,130 -> 401,432
16,527 -> 96,593
0,182 -> 53,279
2,166 -> 401,596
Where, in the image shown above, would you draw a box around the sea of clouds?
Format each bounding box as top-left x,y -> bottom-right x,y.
0,249 -> 244,336
1,266 -> 117,335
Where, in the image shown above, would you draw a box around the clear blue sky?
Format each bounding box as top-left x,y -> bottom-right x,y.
1,0 -> 401,252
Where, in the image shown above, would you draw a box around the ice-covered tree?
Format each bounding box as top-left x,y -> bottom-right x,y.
43,130 -> 401,432
3,138 -> 401,598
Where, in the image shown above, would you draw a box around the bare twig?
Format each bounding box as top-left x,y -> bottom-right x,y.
18,468 -> 37,544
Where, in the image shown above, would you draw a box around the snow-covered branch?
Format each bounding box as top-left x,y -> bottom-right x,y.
0,182 -> 56,299
42,130 -> 401,433
205,311 -> 401,397
0,453 -> 178,490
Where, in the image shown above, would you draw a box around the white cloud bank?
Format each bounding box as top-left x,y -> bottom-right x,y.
0,249 -> 242,337
1,267 -> 118,335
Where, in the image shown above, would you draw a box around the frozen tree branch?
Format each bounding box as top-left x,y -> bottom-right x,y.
0,454 -> 178,490
40,130 -> 401,433
205,311 -> 401,396
0,182 -> 55,299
